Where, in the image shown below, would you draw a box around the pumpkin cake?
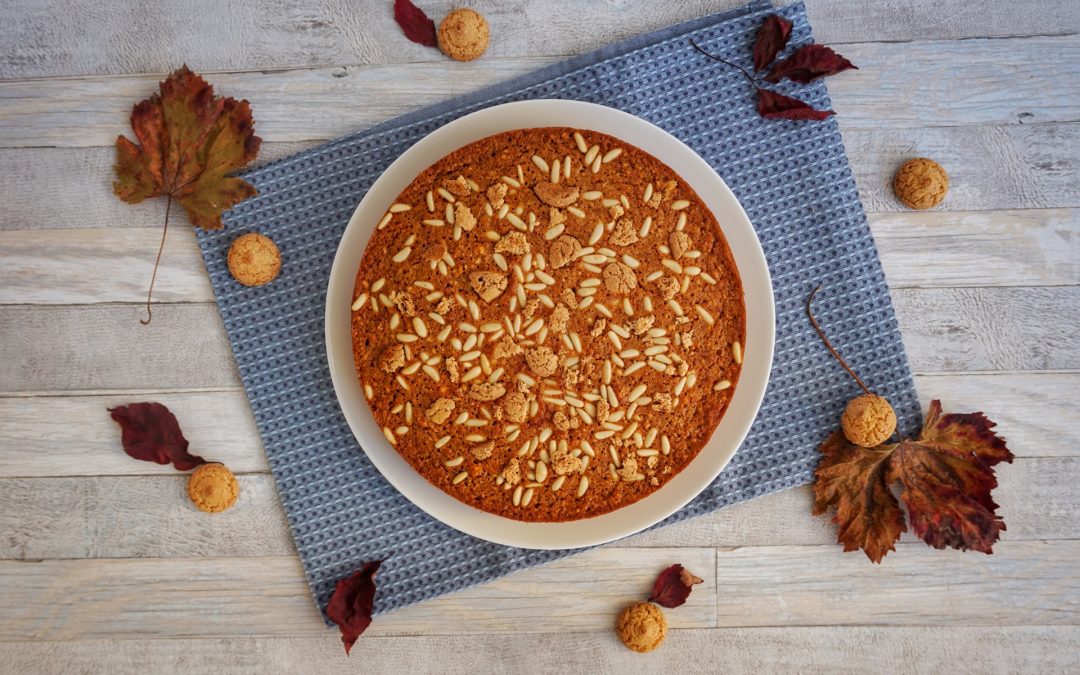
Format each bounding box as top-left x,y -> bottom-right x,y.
350,127 -> 745,522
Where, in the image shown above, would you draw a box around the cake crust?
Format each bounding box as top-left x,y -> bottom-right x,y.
351,127 -> 745,522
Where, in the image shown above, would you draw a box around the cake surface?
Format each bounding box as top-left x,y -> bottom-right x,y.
351,127 -> 745,522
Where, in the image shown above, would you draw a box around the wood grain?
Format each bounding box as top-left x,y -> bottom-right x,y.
2,626 -> 1077,674
3,208 -> 1075,304
0,548 -> 717,640
2,288 -> 1076,393
845,123 -> 1080,212
0,541 -> 1073,641
0,456 -> 1073,560
0,390 -> 267,477
715,540 -> 1080,627
3,0 -> 1079,80
892,287 -> 1080,372
2,36 -> 1079,149
3,371 -> 1071,478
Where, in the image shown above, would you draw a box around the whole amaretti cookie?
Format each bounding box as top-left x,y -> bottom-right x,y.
841,393 -> 897,447
187,463 -> 240,513
616,602 -> 668,653
227,232 -> 281,286
437,8 -> 489,61
893,157 -> 948,210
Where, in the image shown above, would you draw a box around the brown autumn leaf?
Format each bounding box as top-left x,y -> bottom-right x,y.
114,66 -> 261,322
114,65 -> 261,229
813,400 -> 1013,563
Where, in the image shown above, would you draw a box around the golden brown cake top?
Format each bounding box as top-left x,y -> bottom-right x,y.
351,127 -> 745,521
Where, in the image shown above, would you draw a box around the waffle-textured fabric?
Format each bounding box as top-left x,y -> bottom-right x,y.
196,0 -> 920,621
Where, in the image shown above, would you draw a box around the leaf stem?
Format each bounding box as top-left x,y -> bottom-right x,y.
690,40 -> 756,87
806,285 -> 872,396
140,195 -> 171,325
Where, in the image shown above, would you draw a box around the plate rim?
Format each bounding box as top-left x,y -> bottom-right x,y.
326,99 -> 774,550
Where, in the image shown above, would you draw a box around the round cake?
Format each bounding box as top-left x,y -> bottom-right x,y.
350,127 -> 745,522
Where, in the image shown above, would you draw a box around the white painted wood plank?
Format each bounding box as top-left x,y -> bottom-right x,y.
3,208 -> 1074,305
2,287 -> 1075,393
4,125 -> 1077,236
874,208 -> 1080,288
892,287 -> 1080,372
0,390 -> 267,478
0,226 -> 214,304
0,143 -> 314,232
3,371 -> 1070,479
714,540 -> 1080,627
845,123 -> 1080,212
0,304 -> 239,392
0,456 -> 1072,560
2,626 -> 1078,674
0,475 -> 293,560
4,0 -> 1079,80
0,548 -> 716,640
2,36 -> 1079,149
0,542 -> 1073,640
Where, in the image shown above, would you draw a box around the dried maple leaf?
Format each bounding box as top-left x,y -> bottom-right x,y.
756,88 -> 834,121
765,44 -> 857,84
109,402 -> 206,471
807,288 -> 1013,562
327,561 -> 382,655
648,564 -> 703,608
114,66 -> 260,323
890,401 -> 1012,553
393,0 -> 437,47
752,14 -> 793,71
813,430 -> 907,562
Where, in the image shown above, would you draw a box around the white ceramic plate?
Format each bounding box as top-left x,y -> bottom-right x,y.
326,100 -> 774,550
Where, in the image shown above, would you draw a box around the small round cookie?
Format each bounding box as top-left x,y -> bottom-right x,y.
893,157 -> 948,210
616,602 -> 667,653
187,463 -> 240,513
227,232 -> 281,286
841,393 -> 897,448
437,8 -> 489,62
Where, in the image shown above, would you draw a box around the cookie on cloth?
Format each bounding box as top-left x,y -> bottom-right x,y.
227,232 -> 281,286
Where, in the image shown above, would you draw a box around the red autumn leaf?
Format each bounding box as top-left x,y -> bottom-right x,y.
108,402 -> 206,471
752,14 -> 793,71
765,44 -> 857,84
756,88 -> 834,121
889,401 -> 1013,553
813,400 -> 1012,563
327,561 -> 382,655
648,563 -> 704,608
393,0 -> 437,48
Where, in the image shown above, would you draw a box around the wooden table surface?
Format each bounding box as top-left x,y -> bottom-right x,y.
1,1 -> 1078,672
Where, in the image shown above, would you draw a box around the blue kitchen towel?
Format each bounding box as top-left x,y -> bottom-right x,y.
196,0 -> 919,620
